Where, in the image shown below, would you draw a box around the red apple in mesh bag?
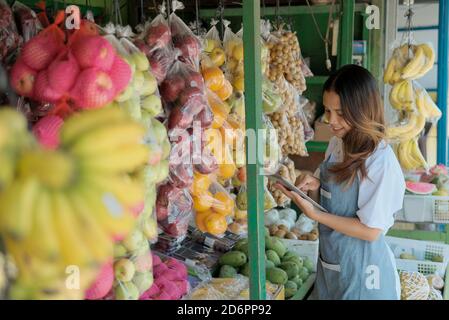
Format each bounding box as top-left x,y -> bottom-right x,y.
34,70 -> 63,103
169,163 -> 193,189
194,148 -> 218,175
21,34 -> 61,71
71,35 -> 116,71
178,87 -> 204,112
108,55 -> 132,95
71,68 -> 116,109
9,59 -> 36,98
146,23 -> 171,51
194,105 -> 214,129
185,70 -> 204,90
47,50 -> 80,94
160,75 -> 186,103
173,35 -> 201,62
32,115 -> 64,150
85,261 -> 114,300
168,105 -> 194,131
173,280 -> 189,296
149,49 -> 173,83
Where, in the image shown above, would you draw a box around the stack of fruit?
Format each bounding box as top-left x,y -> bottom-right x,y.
384,43 -> 441,171
139,254 -> 189,300
217,235 -> 313,299
268,158 -> 296,207
400,271 -> 444,300
0,107 -> 146,299
266,27 -> 307,94
192,173 -> 235,237
223,22 -> 245,93
10,18 -> 132,118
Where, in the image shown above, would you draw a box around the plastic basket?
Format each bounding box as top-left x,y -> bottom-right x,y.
395,195 -> 449,224
280,238 -> 319,272
386,236 -> 449,277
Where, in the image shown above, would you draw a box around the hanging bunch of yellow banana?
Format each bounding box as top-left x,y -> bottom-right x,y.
384,43 -> 435,85
384,42 -> 441,171
0,107 -> 148,299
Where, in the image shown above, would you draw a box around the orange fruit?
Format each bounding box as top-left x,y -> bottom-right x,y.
235,208 -> 247,220
204,128 -> 223,158
203,67 -> 225,91
213,191 -> 235,216
191,172 -> 212,196
233,76 -> 244,92
195,210 -> 211,232
210,104 -> 230,129
218,163 -> 236,180
193,191 -> 214,212
210,48 -> 226,67
204,212 -> 228,235
215,79 -> 233,101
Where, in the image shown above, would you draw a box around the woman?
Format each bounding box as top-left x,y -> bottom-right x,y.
276,64 -> 405,300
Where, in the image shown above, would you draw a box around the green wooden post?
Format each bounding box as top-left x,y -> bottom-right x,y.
338,0 -> 355,67
242,0 -> 266,300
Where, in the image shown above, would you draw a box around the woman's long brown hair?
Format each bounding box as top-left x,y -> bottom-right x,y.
323,65 -> 386,186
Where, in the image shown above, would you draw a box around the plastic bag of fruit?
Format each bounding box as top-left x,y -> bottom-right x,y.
140,254 -> 190,300
156,181 -> 193,240
413,81 -> 442,124
262,77 -> 283,114
201,56 -> 233,101
223,20 -> 244,93
192,173 -> 235,237
162,60 -> 208,133
205,89 -> 231,129
112,223 -> 154,300
0,0 -> 22,63
167,133 -> 194,188
268,157 -> 296,207
297,96 -> 314,142
203,19 -> 225,68
141,4 -> 172,53
169,1 -> 202,70
266,25 -> 306,94
236,178 -> 277,212
263,115 -> 282,175
11,1 -> 42,42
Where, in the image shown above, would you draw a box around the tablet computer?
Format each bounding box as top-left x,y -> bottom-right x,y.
267,174 -> 328,213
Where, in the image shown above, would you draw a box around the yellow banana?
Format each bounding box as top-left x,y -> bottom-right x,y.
76,184 -> 135,238
0,152 -> 16,190
67,191 -> 113,262
25,187 -> 60,261
389,81 -> 404,109
415,44 -> 435,78
69,121 -> 146,157
387,113 -> 418,138
0,178 -> 39,240
384,58 -> 397,84
391,71 -> 402,85
81,173 -> 144,209
79,144 -> 149,174
423,91 -> 442,119
50,191 -> 94,266
398,140 -> 416,170
402,46 -> 426,79
409,138 -> 428,169
61,107 -> 127,146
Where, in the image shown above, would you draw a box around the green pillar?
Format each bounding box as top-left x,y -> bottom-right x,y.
242,0 -> 266,300
338,0 -> 355,67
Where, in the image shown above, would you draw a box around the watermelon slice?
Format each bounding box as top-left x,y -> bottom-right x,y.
405,181 -> 437,195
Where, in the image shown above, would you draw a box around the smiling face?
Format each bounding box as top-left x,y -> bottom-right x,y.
323,90 -> 352,138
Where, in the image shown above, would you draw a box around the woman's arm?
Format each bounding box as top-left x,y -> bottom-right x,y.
275,184 -> 382,242
313,211 -> 382,242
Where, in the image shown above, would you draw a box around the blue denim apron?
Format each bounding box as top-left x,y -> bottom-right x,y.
310,156 -> 399,300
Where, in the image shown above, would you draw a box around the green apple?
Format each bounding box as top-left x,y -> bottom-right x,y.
114,244 -> 128,259
161,141 -> 171,160
115,282 -> 140,300
124,57 -> 137,75
133,238 -> 150,257
123,229 -> 145,252
156,159 -> 169,184
141,95 -> 162,117
132,271 -> 154,295
141,73 -> 158,96
115,83 -> 134,102
134,71 -> 145,93
120,98 -> 142,121
132,52 -> 150,72
142,217 -> 158,241
151,118 -> 168,144
114,258 -> 136,282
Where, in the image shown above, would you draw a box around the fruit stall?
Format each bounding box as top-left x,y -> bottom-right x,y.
0,0 -> 449,302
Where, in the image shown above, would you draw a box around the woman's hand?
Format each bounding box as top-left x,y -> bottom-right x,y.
296,174 -> 320,192
274,184 -> 320,220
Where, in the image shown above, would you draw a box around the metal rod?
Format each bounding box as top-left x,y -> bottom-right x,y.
338,0 -> 354,67
242,0 -> 266,301
437,0 -> 449,165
